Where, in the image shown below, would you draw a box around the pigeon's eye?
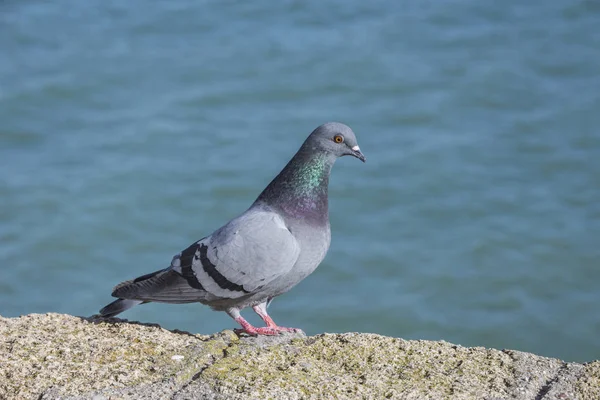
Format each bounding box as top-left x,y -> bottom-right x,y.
333,135 -> 344,144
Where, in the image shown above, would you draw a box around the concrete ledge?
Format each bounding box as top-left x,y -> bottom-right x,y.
0,313 -> 598,399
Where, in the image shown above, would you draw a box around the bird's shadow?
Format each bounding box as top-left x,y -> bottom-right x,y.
81,314 -> 307,343
82,314 -> 202,339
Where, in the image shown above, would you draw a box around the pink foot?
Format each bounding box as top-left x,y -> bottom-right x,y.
234,316 -> 280,336
251,304 -> 304,334
234,326 -> 280,336
233,316 -> 303,336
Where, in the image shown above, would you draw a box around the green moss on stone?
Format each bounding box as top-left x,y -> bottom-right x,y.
1,313 -> 598,400
197,333 -> 513,400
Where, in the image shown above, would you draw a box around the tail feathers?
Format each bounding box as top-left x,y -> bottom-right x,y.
111,268 -> 167,297
99,298 -> 144,318
107,268 -> 207,306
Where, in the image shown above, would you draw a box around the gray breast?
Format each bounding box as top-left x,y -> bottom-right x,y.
266,221 -> 332,298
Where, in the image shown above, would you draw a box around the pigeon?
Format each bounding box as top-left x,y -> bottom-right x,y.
99,122 -> 365,335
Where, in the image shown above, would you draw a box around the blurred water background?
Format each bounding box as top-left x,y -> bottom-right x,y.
1,0 -> 599,362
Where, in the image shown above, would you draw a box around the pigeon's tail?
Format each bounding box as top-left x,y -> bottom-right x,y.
99,268 -> 205,318
99,298 -> 144,318
98,269 -> 168,318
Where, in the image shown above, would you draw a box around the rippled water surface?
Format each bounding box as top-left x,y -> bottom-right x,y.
1,0 -> 599,362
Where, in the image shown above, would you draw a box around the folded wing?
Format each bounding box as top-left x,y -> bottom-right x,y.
171,208 -> 300,300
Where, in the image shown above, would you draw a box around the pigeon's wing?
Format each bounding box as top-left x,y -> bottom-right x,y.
171,209 -> 300,299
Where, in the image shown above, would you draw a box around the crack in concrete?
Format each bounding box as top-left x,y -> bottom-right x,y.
170,340 -> 238,399
502,349 -> 564,399
535,362 -> 568,400
538,362 -> 586,400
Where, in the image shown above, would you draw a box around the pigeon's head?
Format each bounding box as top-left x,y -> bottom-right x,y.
308,122 -> 366,162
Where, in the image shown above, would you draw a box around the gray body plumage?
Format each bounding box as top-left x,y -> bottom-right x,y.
99,122 -> 363,331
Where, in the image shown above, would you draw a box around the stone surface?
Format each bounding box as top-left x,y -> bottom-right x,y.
0,313 -> 598,399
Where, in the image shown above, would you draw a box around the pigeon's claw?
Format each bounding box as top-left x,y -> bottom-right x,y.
234,316 -> 281,336
232,307 -> 304,336
251,303 -> 304,334
234,324 -> 302,336
234,326 -> 280,336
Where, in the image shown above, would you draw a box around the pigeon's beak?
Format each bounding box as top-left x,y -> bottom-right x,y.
351,145 -> 366,163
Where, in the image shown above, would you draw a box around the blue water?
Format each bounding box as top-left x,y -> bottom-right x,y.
1,0 -> 599,362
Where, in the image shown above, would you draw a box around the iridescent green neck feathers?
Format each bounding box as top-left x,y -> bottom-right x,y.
254,147 -> 336,225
